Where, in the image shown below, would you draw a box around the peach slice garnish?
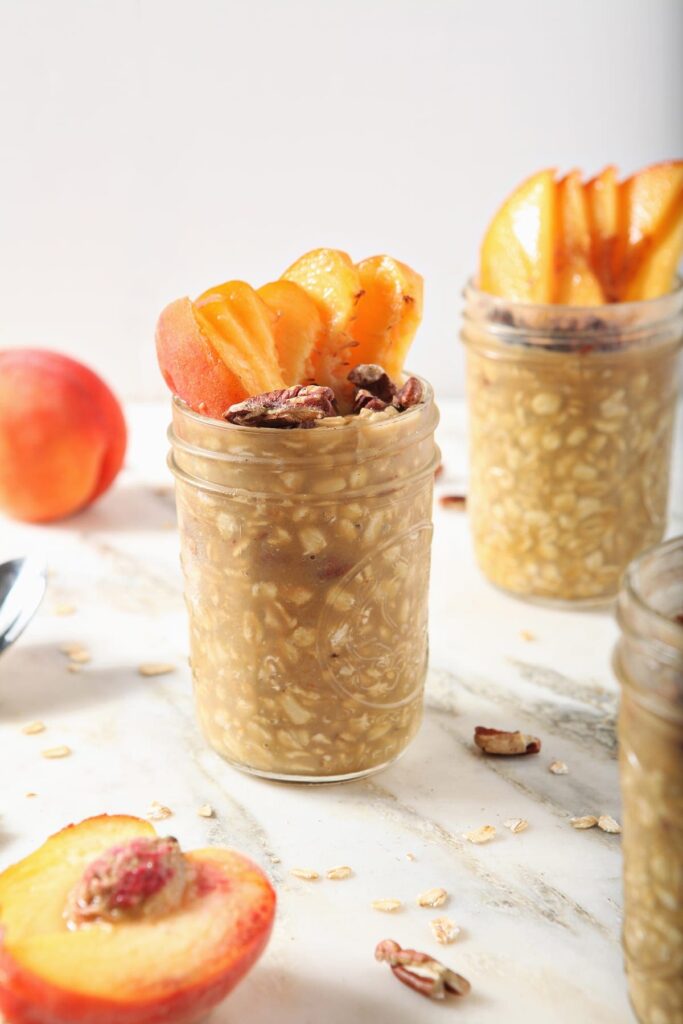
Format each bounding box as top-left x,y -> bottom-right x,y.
281,248 -> 363,388
194,281 -> 285,399
555,171 -> 605,305
155,297 -> 248,418
479,169 -> 557,303
257,279 -> 325,385
349,256 -> 423,380
618,160 -> 683,300
0,815 -> 275,1024
585,165 -> 619,300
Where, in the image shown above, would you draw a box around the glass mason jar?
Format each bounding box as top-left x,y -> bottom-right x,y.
461,283 -> 683,604
613,536 -> 683,1024
168,382 -> 439,782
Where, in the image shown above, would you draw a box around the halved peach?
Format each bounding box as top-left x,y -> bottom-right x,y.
349,256 -> 423,380
618,160 -> 683,300
0,815 -> 276,1024
585,165 -> 619,300
194,281 -> 285,398
281,248 -> 363,388
257,279 -> 325,385
479,169 -> 557,303
555,171 -> 605,305
155,298 -> 248,418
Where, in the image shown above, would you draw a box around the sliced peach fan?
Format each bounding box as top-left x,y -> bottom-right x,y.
0,814 -> 275,1024
478,161 -> 683,305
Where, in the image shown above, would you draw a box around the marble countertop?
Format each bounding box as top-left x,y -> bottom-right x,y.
1,399 -> 681,1024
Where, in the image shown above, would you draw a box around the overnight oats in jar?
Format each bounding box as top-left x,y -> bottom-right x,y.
156,248 -> 439,781
462,163 -> 683,604
614,537 -> 683,1024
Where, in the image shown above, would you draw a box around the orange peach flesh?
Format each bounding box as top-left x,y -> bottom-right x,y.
258,279 -> 325,385
0,815 -> 275,1024
350,255 -> 423,380
555,171 -> 605,305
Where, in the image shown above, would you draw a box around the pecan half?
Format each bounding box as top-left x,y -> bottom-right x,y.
393,376 -> 425,410
225,385 -> 337,428
439,494 -> 467,509
474,726 -> 541,756
352,389 -> 389,414
375,940 -> 470,1000
347,364 -> 397,404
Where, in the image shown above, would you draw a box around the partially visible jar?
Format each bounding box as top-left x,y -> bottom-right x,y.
461,283 -> 683,604
614,536 -> 683,1024
168,382 -> 439,782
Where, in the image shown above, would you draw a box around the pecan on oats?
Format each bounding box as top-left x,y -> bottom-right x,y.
375,939 -> 470,1000
352,389 -> 389,414
394,376 -> 425,410
474,726 -> 541,756
347,364 -> 397,404
225,385 -> 337,428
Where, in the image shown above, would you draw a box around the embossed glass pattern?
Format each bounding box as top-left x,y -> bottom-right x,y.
462,284 -> 683,604
614,536 -> 683,1024
168,383 -> 439,782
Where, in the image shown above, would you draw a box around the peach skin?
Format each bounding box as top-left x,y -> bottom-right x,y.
0,814 -> 276,1024
0,349 -> 126,523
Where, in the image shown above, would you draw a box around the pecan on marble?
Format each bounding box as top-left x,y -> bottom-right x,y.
375,939 -> 471,1000
474,726 -> 541,756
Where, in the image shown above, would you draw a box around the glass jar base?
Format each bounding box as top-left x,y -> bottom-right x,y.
213,750 -> 405,785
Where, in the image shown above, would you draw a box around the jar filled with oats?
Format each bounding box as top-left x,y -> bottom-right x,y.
461,284 -> 683,604
168,380 -> 439,782
613,536 -> 683,1024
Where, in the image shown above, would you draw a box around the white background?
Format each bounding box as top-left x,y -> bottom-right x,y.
1,0 -> 681,401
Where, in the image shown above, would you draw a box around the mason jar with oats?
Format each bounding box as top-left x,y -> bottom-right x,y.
614,536 -> 683,1024
168,380 -> 439,782
461,283 -> 683,604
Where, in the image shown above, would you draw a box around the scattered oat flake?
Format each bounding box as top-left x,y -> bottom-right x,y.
66,647 -> 90,663
290,868 -> 320,881
67,663 -> 84,674
372,899 -> 403,913
430,917 -> 461,944
41,746 -> 71,759
418,887 -> 448,908
269,855 -> 281,864
52,603 -> 76,616
138,662 -> 175,678
25,792 -> 38,798
570,815 -> 598,829
598,815 -> 622,834
326,865 -> 353,880
520,630 -> 535,641
21,721 -> 46,735
504,818 -> 529,834
464,825 -> 496,844
549,760 -> 569,775
197,804 -> 214,818
406,852 -> 416,861
146,801 -> 173,821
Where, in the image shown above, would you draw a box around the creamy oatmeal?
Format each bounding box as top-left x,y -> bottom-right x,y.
168,378 -> 439,781
462,284 -> 683,603
615,537 -> 683,1024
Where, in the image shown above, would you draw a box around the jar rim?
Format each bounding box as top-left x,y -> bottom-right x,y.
620,535 -> 683,639
171,372 -> 434,434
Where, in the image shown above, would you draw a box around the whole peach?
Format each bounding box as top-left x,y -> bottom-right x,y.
0,349 -> 127,522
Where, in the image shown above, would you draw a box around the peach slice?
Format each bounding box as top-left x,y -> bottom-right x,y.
0,815 -> 276,1024
281,248 -> 363,388
585,165 -> 619,300
257,279 -> 325,385
618,160 -> 683,300
555,171 -> 605,305
349,256 -> 423,380
155,298 -> 248,418
194,281 -> 285,398
479,169 -> 557,303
